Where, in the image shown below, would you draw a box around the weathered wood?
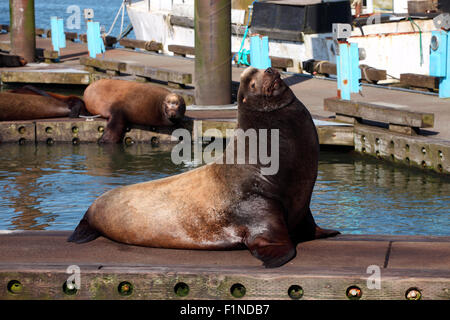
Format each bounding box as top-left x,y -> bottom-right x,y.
0,121 -> 35,144
103,35 -> 117,47
126,63 -> 193,85
0,231 -> 448,300
170,15 -> 195,28
1,70 -> 91,85
304,60 -> 386,83
0,24 -> 9,32
79,56 -> 127,73
354,123 -> 450,174
35,28 -> 45,37
389,124 -> 419,136
119,38 -> 162,52
316,125 -> 354,146
168,44 -> 195,57
0,41 -> 11,52
46,30 -> 78,41
324,98 -> 434,129
400,73 -> 440,90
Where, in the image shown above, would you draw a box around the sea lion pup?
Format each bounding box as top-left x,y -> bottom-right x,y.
7,85 -> 89,119
68,67 -> 339,268
83,79 -> 186,143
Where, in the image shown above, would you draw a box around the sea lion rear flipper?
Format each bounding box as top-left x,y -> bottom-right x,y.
67,217 -> 100,243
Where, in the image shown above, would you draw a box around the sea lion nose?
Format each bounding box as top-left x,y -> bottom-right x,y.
265,67 -> 274,74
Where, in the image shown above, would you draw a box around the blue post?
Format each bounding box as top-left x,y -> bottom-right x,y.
430,30 -> 450,98
250,35 -> 271,69
336,42 -> 361,100
87,21 -> 105,58
50,16 -> 65,54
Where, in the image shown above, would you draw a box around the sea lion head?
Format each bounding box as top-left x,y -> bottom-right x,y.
162,93 -> 186,122
238,67 -> 294,112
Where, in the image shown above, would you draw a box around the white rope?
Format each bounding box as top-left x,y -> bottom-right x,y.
105,0 -> 125,37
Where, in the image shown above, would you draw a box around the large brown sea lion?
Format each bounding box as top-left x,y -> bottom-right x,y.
0,86 -> 89,121
83,79 -> 186,143
68,67 -> 339,268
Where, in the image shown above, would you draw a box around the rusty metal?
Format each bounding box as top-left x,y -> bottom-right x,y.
9,0 -> 36,62
194,0 -> 231,106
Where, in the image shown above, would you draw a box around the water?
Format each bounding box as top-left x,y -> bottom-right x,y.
0,143 -> 448,236
0,0 -> 135,39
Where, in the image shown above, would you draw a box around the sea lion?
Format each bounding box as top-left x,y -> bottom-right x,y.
7,85 -> 89,119
68,67 -> 339,268
0,53 -> 27,67
83,79 -> 186,143
0,86 -> 89,121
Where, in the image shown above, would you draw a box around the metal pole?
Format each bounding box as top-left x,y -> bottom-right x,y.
10,0 -> 36,62
195,0 -> 231,106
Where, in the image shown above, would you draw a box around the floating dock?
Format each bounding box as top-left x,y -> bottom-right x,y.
0,231 -> 449,300
1,34 -> 450,176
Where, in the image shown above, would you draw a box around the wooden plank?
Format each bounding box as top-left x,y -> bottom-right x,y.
324,98 -> 434,128
0,121 -> 35,144
126,63 -> 193,85
316,125 -> 354,146
400,73 -> 440,90
119,38 -> 162,52
1,70 -> 91,85
79,56 -> 126,72
0,232 -> 449,299
168,44 -> 195,57
304,60 -> 386,83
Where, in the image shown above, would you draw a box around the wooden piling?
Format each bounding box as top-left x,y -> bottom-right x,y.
9,0 -> 36,63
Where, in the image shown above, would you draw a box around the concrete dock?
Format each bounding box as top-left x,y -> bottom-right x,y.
0,231 -> 449,300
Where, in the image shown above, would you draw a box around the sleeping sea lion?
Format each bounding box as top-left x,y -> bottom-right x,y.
83,79 -> 186,143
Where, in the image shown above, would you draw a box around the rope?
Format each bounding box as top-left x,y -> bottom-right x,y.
105,0 -> 126,37
232,0 -> 259,65
408,17 -> 423,66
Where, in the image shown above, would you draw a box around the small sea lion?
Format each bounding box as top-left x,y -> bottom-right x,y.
83,79 -> 186,143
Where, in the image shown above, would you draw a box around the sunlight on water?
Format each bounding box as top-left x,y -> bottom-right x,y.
0,143 -> 448,235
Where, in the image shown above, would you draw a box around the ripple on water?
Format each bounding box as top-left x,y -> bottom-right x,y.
0,145 -> 448,235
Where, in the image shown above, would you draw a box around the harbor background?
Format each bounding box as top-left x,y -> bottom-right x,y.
0,0 -> 135,39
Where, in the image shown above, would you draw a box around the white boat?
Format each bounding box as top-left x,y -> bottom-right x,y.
125,0 -> 446,79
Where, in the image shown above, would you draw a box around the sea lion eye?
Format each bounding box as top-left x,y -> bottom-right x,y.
250,82 -> 256,89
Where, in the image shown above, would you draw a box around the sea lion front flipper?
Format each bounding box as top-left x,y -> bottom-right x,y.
242,199 -> 296,268
99,107 -> 127,144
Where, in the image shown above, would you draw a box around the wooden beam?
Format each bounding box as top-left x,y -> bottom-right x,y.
304,60 -> 386,83
119,38 -> 162,52
126,63 -> 193,86
400,73 -> 440,90
79,56 -> 127,72
324,98 -> 434,128
168,44 -> 195,57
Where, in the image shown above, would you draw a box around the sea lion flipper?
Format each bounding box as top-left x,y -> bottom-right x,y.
67,217 -> 99,243
99,108 -> 127,144
246,236 -> 296,268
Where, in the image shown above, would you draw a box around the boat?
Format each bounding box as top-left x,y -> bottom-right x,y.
125,0 -> 449,79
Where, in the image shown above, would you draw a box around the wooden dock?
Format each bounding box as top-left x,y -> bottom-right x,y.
0,231 -> 449,300
1,35 -> 450,174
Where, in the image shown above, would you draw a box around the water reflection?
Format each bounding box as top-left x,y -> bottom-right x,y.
0,144 -> 448,235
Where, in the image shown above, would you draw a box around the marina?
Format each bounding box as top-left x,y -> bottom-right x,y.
0,0 -> 449,302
